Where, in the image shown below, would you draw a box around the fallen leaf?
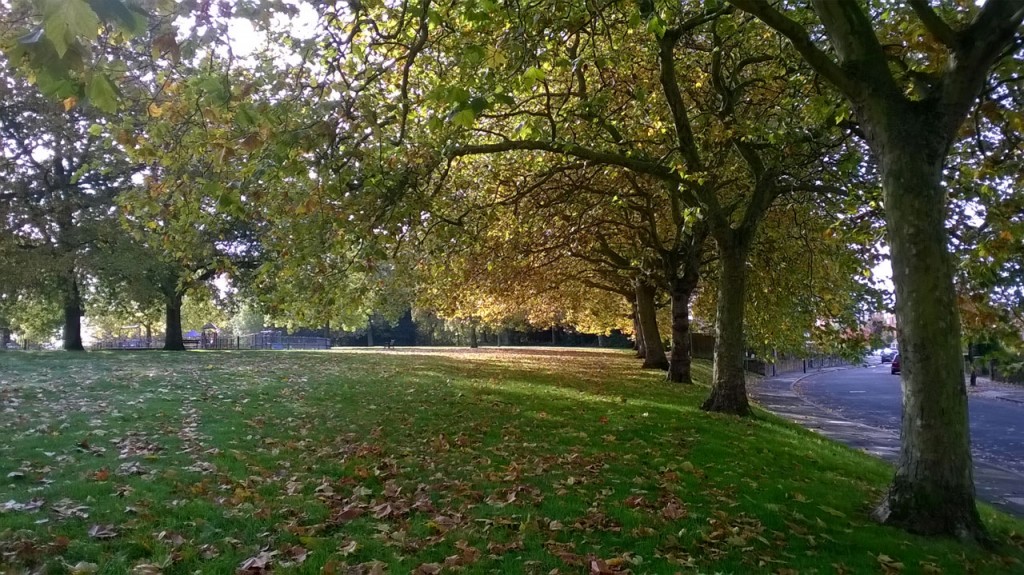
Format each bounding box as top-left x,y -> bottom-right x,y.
88,524 -> 118,539
818,505 -> 846,518
339,539 -> 358,556
279,545 -> 309,568
238,550 -> 276,574
68,562 -> 99,575
132,563 -> 164,575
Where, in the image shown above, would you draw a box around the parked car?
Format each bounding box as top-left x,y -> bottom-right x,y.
881,348 -> 897,363
891,353 -> 901,375
4,342 -> 20,350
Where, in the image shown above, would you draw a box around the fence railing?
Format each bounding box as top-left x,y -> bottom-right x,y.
91,336 -> 164,350
211,333 -> 331,350
745,354 -> 850,376
89,332 -> 331,351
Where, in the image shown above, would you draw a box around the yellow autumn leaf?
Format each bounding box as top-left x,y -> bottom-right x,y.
63,96 -> 77,111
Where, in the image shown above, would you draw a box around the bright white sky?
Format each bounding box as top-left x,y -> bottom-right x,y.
175,1 -> 319,65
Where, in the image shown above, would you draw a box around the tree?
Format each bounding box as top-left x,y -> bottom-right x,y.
86,226 -> 166,344
0,60 -> 136,350
728,0 -> 1024,541
410,153 -> 689,369
229,301 -> 266,336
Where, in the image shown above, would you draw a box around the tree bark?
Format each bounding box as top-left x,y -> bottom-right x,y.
367,318 -> 374,347
867,113 -> 984,540
631,301 -> 645,358
1,326 -> 11,347
469,322 -> 478,348
163,292 -> 186,351
702,241 -> 750,415
667,277 -> 696,383
63,278 -> 85,351
635,280 -> 668,370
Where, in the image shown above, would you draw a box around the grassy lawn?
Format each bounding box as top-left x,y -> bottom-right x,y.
1,349 -> 1022,574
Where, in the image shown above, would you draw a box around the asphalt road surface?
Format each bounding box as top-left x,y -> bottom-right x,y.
796,362 -> 1024,475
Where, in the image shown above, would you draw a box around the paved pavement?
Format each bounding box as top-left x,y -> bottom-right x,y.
750,365 -> 1024,517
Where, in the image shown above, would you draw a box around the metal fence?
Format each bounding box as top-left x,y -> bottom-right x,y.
90,332 -> 330,351
209,332 -> 331,350
91,336 -> 165,350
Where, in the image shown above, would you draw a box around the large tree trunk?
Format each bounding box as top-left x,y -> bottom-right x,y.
367,318 -> 374,347
1,326 -> 11,347
635,280 -> 668,370
63,278 -> 85,351
667,277 -> 696,384
868,119 -> 984,540
469,322 -> 478,348
163,292 -> 185,351
702,241 -> 750,415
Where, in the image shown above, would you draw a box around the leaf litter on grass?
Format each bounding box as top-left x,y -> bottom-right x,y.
1,350 -> 1024,574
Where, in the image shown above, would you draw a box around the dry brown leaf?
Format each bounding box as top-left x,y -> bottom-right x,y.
87,524 -> 118,539
413,563 -> 442,575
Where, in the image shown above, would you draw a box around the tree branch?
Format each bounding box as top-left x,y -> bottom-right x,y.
908,0 -> 957,48
727,0 -> 859,97
942,0 -> 1024,123
654,29 -> 705,173
446,140 -> 681,183
808,0 -> 898,96
397,0 -> 431,144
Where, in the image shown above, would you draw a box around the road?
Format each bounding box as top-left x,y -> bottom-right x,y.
751,362 -> 1024,515
796,362 -> 1024,476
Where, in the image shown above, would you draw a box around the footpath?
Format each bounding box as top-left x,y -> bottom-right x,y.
966,375 -> 1024,405
750,368 -> 1024,518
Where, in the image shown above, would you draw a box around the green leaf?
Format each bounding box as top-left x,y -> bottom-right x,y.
523,67 -> 546,82
447,85 -> 471,105
522,66 -> 546,89
484,47 -> 507,68
628,10 -> 642,28
86,73 -> 118,113
468,96 -> 488,115
646,16 -> 667,39
491,93 -> 515,107
44,0 -> 101,57
199,76 -> 228,104
449,108 -> 476,128
88,123 -> 103,136
463,45 -> 486,64
84,0 -> 146,34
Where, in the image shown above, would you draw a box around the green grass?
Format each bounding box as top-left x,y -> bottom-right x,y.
1,348 -> 1022,574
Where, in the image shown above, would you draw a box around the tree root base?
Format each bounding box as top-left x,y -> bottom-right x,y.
873,481 -> 991,546
701,387 -> 750,416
